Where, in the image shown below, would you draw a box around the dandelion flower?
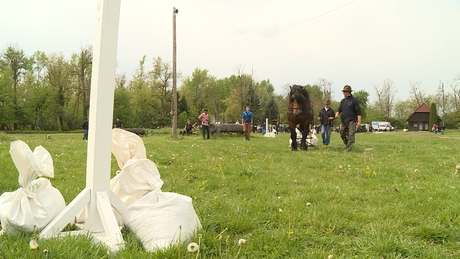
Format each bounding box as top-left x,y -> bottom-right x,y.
306,202 -> 312,207
29,239 -> 39,250
279,208 -> 283,213
456,164 -> 460,170
238,239 -> 246,245
414,169 -> 418,173
187,242 -> 199,252
328,255 -> 333,259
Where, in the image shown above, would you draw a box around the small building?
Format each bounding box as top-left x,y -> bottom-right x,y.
406,103 -> 442,131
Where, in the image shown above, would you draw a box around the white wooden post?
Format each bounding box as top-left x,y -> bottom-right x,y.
40,0 -> 124,252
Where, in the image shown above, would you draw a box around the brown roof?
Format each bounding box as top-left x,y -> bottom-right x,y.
406,102 -> 442,122
413,103 -> 430,113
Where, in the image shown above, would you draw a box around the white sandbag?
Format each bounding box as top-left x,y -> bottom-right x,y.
123,191 -> 202,252
109,129 -> 149,218
77,129 -> 150,224
118,159 -> 163,199
0,140 -> 66,233
99,159 -> 163,225
307,133 -> 318,146
111,128 -> 146,169
288,128 -> 317,147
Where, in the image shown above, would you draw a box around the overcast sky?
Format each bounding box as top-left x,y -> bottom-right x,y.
1,0 -> 459,102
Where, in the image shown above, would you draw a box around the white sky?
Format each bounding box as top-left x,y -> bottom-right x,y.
1,0 -> 459,102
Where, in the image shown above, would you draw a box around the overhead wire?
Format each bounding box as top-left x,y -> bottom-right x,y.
190,0 -> 359,46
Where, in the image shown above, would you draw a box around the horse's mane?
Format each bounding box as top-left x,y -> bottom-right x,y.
289,84 -> 310,105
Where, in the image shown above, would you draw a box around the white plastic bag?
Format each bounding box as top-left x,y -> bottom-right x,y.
0,140 -> 66,232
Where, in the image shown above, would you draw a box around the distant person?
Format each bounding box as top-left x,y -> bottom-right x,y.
441,124 -> 445,135
114,118 -> 123,128
182,120 -> 196,135
432,124 -> 438,134
335,85 -> 361,152
198,108 -> 210,140
242,106 -> 253,140
81,117 -> 89,140
317,99 -> 335,145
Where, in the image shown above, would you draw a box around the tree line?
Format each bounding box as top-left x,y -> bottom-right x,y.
1,44 -> 459,131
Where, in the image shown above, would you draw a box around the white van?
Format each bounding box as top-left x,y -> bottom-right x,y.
371,121 -> 394,132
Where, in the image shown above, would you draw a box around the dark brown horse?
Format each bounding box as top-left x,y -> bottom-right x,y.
287,85 -> 313,151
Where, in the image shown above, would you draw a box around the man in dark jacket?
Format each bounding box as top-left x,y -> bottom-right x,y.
317,99 -> 335,145
335,85 -> 361,152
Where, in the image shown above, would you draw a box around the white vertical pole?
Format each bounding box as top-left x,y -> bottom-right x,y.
85,0 -> 121,232
265,118 -> 268,134
172,7 -> 178,138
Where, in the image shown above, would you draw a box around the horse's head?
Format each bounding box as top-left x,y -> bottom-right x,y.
289,85 -> 310,115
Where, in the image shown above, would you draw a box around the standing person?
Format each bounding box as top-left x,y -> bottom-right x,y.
81,117 -> 89,140
242,106 -> 253,141
317,99 -> 335,145
198,108 -> 210,140
335,85 -> 362,152
114,118 -> 123,128
441,124 -> 445,135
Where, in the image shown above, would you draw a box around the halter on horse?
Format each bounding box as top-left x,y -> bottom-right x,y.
287,85 -> 313,151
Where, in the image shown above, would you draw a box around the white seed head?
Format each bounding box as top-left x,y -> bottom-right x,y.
187,242 -> 199,252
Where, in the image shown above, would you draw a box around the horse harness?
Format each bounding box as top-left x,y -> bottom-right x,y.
287,108 -> 313,115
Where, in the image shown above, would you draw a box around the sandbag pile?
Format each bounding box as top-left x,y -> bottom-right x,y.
0,140 -> 66,233
111,129 -> 201,252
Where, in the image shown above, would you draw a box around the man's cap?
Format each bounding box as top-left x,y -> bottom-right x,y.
342,85 -> 352,92
325,99 -> 331,105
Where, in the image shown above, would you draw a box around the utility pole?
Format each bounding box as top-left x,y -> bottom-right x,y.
439,80 -> 445,124
172,7 -> 179,138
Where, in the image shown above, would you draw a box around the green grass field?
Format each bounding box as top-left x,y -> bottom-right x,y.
1,129 -> 460,258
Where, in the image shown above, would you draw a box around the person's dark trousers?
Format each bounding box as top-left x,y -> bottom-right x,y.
202,125 -> 210,139
83,129 -> 88,140
321,124 -> 332,145
340,121 -> 357,151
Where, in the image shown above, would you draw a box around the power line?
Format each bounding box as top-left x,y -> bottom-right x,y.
191,0 -> 359,46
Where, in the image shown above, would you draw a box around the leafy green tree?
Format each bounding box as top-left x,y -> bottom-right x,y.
45,53 -> 72,130
179,68 -> 211,118
70,46 -> 92,119
429,103 -> 438,132
264,96 -> 279,123
129,56 -> 157,128
353,90 -> 369,122
0,63 -> 15,129
149,56 -> 172,121
0,45 -> 32,129
113,86 -> 134,128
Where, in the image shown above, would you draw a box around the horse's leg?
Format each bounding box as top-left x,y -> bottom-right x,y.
299,124 -> 308,150
289,124 -> 298,151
